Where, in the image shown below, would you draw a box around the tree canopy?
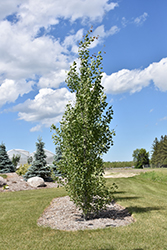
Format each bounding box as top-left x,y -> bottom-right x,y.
132,148 -> 149,168
51,30 -> 115,220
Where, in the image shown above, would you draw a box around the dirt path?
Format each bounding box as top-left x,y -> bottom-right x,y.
104,168 -> 153,178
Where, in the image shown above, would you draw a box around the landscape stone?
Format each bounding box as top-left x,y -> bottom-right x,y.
27,176 -> 46,188
0,176 -> 7,187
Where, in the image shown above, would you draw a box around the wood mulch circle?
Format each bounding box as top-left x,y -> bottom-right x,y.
37,196 -> 135,231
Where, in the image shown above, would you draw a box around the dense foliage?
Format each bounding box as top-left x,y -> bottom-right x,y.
23,137 -> 51,181
0,143 -> 15,173
51,30 -> 115,219
132,148 -> 149,168
151,135 -> 167,167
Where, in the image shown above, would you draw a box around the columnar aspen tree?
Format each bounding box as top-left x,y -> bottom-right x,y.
51,30 -> 115,219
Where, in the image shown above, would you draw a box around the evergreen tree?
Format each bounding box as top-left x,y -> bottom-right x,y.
161,135 -> 167,166
51,146 -> 62,177
51,30 -> 115,220
23,137 -> 51,181
0,143 -> 15,173
151,137 -> 159,167
151,135 -> 167,167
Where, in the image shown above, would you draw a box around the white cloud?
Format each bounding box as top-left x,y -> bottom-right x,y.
0,1 -> 118,107
134,12 -> 148,26
161,116 -> 167,121
0,79 -> 33,107
146,58 -> 167,92
8,0 -> 118,32
38,70 -> 67,88
102,58 -> 167,94
122,17 -> 128,27
0,0 -> 23,20
62,29 -> 84,53
90,24 -> 120,47
93,24 -> 120,38
13,88 -> 75,130
30,124 -> 42,132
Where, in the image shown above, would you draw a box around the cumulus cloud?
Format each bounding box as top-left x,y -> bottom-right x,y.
0,0 -> 118,107
38,70 -> 67,88
30,124 -> 42,132
93,24 -> 120,38
102,58 -> 167,94
0,79 -> 33,107
0,0 -> 23,20
12,88 -> 75,130
90,24 -> 120,47
134,12 -> 148,26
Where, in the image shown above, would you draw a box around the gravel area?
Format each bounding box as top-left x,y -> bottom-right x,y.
0,173 -> 58,192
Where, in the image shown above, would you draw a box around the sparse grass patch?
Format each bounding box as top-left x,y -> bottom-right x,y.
1,170 -> 167,249
139,168 -> 167,183
0,174 -> 7,179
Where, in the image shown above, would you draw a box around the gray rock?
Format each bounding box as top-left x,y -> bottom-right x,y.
27,176 -> 46,188
0,176 -> 7,187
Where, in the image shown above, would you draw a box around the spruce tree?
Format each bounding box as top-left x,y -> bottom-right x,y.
0,143 -> 15,173
161,135 -> 167,166
23,137 -> 51,181
151,135 -> 167,167
51,146 -> 62,177
51,30 -> 115,220
151,137 -> 159,167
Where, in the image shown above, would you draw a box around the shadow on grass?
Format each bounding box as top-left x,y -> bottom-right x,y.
113,191 -> 126,194
133,248 -> 143,250
127,206 -> 164,214
99,247 -> 115,250
133,249 -> 143,250
115,196 -> 142,201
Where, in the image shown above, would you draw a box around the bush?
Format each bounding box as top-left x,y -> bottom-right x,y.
16,164 -> 31,176
104,161 -> 134,169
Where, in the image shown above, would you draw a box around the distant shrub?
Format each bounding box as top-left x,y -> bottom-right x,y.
104,161 -> 134,169
16,164 -> 31,176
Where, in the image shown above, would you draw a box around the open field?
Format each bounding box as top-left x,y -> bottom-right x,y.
1,169 -> 167,250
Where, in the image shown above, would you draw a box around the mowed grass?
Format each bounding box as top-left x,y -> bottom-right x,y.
1,169 -> 167,250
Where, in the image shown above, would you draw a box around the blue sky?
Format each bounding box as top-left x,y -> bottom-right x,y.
0,0 -> 167,161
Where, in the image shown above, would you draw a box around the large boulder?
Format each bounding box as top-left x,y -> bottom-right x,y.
27,176 -> 46,188
0,176 -> 7,187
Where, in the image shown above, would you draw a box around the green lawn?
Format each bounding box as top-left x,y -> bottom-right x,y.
1,170 -> 167,250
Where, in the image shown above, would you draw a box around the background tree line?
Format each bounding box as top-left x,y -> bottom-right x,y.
151,135 -> 167,168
